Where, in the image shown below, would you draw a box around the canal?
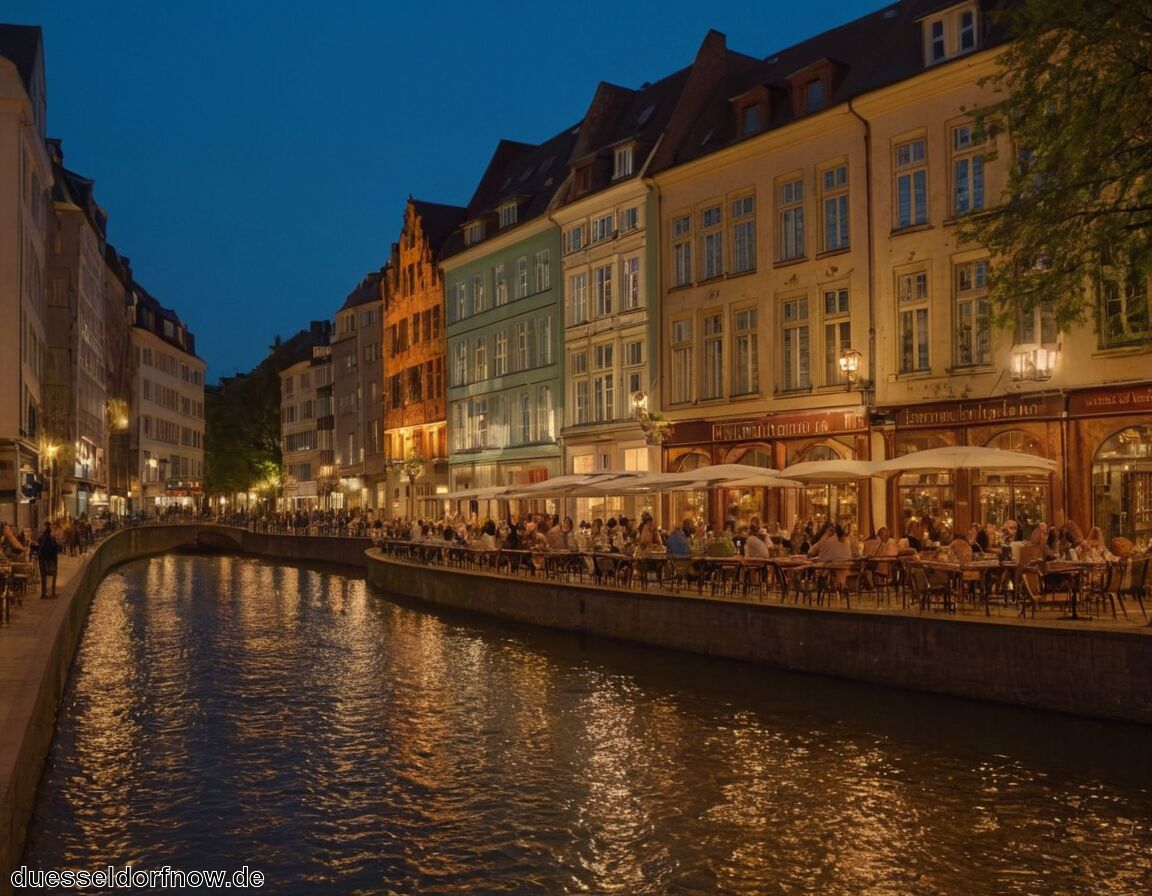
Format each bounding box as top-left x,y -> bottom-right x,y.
23,553 -> 1152,894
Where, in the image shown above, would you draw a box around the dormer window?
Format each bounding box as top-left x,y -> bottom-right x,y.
464,220 -> 485,247
573,162 -> 593,197
731,86 -> 770,140
788,60 -> 841,117
499,201 -> 518,229
804,80 -> 825,113
613,145 -> 634,179
922,3 -> 980,66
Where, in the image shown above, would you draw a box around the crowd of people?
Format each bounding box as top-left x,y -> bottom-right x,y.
0,513 -> 112,599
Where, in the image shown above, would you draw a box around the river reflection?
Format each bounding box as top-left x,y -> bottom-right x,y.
24,554 -> 1152,894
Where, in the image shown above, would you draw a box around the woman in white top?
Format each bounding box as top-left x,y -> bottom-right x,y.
809,525 -> 853,562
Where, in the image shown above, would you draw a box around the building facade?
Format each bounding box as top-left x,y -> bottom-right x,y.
0,25 -> 51,531
441,129 -> 580,506
278,326 -> 333,511
332,270 -> 386,511
383,199 -> 465,520
129,287 -> 206,514
44,140 -> 109,519
649,0 -> 1151,543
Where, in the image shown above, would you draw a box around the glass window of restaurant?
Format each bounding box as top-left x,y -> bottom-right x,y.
975,430 -> 1049,536
1093,424 -> 1152,549
670,451 -> 709,531
790,443 -> 858,532
722,448 -> 773,529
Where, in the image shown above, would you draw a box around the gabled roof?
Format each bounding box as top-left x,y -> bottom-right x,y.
441,122 -> 583,259
47,139 -> 108,238
670,0 -> 1011,168
409,199 -> 467,253
339,268 -> 386,312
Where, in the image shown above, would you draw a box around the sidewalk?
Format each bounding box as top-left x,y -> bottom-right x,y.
0,547 -> 93,896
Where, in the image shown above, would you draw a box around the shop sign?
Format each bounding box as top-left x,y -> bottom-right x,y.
896,395 -> 1062,428
1068,385 -> 1152,417
712,410 -> 866,443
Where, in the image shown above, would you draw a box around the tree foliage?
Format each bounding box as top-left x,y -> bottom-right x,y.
204,338 -> 294,497
961,0 -> 1152,337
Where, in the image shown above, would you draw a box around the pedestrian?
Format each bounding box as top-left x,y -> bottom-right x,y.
37,522 -> 60,598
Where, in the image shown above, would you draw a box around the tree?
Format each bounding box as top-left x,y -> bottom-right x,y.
960,0 -> 1152,339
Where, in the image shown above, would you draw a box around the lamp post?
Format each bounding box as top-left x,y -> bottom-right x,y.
838,347 -> 862,391
402,452 -> 424,522
631,391 -> 674,446
43,442 -> 59,524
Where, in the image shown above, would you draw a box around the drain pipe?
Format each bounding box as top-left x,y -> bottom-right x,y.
848,97 -> 883,532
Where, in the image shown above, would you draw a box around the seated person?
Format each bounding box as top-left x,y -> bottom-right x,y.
949,535 -> 974,565
743,527 -> 771,559
666,521 -> 695,557
809,525 -> 853,562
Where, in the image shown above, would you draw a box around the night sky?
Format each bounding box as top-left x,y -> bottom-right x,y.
7,0 -> 882,381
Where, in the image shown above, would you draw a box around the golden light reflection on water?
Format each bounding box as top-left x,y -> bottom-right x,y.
23,554 -> 1152,895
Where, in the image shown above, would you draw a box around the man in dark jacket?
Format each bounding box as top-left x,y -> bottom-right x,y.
37,522 -> 60,598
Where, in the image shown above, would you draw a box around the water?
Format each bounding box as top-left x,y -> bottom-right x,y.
23,553 -> 1152,895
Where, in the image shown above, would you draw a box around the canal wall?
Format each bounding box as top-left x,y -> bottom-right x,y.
1,524 -> 372,895
366,550 -> 1152,728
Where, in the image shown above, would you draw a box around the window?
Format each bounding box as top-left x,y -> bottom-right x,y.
516,322 -> 531,370
731,195 -> 755,274
518,392 -> 532,443
494,332 -> 508,376
539,316 -> 552,365
671,318 -> 694,404
733,308 -> 759,395
822,287 -> 852,385
494,263 -> 507,305
515,256 -> 529,298
474,398 -> 489,448
593,264 -> 613,316
569,272 -> 588,324
621,257 -> 641,310
740,103 -> 760,136
821,165 -> 849,251
954,260 -> 991,366
782,297 -> 810,390
593,344 -> 614,422
613,145 -> 634,179
895,138 -> 928,229
563,224 -> 585,255
499,202 -> 517,229
464,221 -> 485,246
702,204 -> 724,279
619,206 -> 640,233
672,215 -> 692,286
1099,267 -> 1150,348
804,79 -> 824,113
591,213 -> 615,243
778,177 -> 805,260
534,249 -> 551,292
571,351 -> 588,374
702,313 -> 723,399
898,270 -> 931,372
574,380 -> 589,424
453,341 -> 468,386
625,340 -> 643,366
474,337 -> 488,381
537,385 -> 553,440
924,4 -> 979,65
454,281 -> 468,322
472,272 -> 487,313
951,124 -> 986,216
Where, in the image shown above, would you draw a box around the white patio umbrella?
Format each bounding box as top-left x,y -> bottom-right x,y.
874,446 -> 1058,476
778,459 -> 884,482
653,463 -> 789,487
441,485 -> 512,501
502,471 -> 647,499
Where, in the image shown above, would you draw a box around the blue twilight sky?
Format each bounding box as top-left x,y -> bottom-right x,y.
7,0 -> 883,382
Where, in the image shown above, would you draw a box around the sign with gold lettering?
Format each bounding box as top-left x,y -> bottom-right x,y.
1068,385 -> 1152,417
711,410 -> 866,443
896,395 -> 1063,428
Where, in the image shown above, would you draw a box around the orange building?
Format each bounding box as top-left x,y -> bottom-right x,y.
383,198 -> 466,520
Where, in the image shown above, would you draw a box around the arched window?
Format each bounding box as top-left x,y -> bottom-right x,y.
976,430 -> 1049,532
1093,424 -> 1152,546
789,442 -> 857,532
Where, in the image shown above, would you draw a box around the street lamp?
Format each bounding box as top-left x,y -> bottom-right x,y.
838,348 -> 862,391
402,452 -> 424,521
631,391 -> 674,446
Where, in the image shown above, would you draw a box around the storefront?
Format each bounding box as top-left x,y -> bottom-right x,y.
1067,384 -> 1152,548
664,408 -> 868,533
883,394 -> 1064,538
